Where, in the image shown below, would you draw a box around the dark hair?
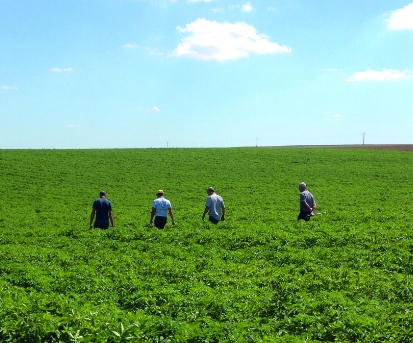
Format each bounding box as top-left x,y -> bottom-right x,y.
100,191 -> 106,197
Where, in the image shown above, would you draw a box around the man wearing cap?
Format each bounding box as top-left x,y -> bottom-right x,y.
90,191 -> 114,229
150,190 -> 176,229
202,187 -> 226,224
298,182 -> 316,221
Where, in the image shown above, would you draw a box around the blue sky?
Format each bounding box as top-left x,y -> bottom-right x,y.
1,0 -> 412,148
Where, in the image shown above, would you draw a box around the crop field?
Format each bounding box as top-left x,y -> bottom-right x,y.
0,147 -> 412,342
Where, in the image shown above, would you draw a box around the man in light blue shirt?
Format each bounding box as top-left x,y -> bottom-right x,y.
202,187 -> 226,224
150,190 -> 176,229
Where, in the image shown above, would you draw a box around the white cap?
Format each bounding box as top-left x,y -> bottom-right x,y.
299,182 -> 306,188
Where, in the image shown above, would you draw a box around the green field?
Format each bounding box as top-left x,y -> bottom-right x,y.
0,148 -> 412,342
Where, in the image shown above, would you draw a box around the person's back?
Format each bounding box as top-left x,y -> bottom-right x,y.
206,193 -> 224,220
94,197 -> 112,220
300,190 -> 315,211
297,182 -> 316,221
90,191 -> 114,229
202,187 -> 226,224
152,197 -> 171,217
150,190 -> 176,229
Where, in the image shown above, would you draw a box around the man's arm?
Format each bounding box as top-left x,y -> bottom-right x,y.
168,208 -> 176,225
150,207 -> 156,225
89,208 -> 96,229
109,210 -> 115,227
202,206 -> 209,221
302,201 -> 315,215
221,206 -> 226,220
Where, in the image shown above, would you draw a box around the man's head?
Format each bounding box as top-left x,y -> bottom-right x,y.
156,189 -> 164,198
298,182 -> 306,192
207,187 -> 215,195
100,191 -> 107,197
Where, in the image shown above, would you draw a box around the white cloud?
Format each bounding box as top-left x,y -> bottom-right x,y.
211,7 -> 224,13
67,124 -> 81,129
1,85 -> 16,90
151,106 -> 161,112
346,69 -> 410,82
171,18 -> 291,61
241,2 -> 253,13
123,43 -> 139,48
50,67 -> 73,72
188,0 -> 212,2
333,114 -> 341,118
386,3 -> 413,30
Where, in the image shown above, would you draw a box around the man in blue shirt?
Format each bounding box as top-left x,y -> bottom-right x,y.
89,191 -> 114,229
202,187 -> 226,224
150,190 -> 176,229
297,182 -> 316,221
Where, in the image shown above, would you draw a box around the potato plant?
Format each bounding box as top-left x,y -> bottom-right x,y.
0,148 -> 412,342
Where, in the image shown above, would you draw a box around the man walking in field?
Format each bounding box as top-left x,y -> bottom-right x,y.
90,191 -> 114,229
150,190 -> 176,229
202,187 -> 226,224
297,182 -> 316,221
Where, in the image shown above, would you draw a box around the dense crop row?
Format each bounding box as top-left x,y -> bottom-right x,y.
0,148 -> 412,342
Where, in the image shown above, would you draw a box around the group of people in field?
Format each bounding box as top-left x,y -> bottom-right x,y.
89,183 -> 316,230
89,187 -> 226,230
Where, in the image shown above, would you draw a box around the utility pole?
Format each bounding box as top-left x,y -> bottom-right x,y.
256,137 -> 258,147
362,132 -> 365,145
167,141 -> 169,148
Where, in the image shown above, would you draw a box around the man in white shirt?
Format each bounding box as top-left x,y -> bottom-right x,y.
150,190 -> 176,229
202,187 -> 226,224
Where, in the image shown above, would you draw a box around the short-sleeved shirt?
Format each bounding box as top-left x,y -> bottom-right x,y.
93,197 -> 113,220
152,197 -> 172,217
300,190 -> 315,212
206,193 -> 225,221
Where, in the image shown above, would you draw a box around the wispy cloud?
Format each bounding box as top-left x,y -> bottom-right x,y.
325,111 -> 342,118
1,85 -> 16,90
241,2 -> 253,13
67,124 -> 81,129
188,0 -> 212,2
346,69 -> 410,82
50,67 -> 73,72
123,43 -> 139,48
386,2 -> 413,30
151,106 -> 161,112
171,18 -> 291,61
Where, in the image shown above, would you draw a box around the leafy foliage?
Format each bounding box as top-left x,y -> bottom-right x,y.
0,148 -> 412,342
